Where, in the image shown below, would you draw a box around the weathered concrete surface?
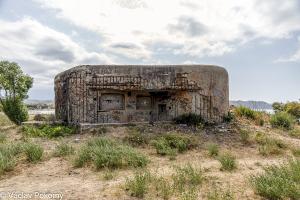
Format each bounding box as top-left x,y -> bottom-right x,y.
55,65 -> 229,124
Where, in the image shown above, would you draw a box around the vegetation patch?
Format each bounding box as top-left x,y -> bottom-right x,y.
0,133 -> 6,143
151,133 -> 196,157
218,152 -> 237,171
239,129 -> 251,144
173,113 -> 204,126
53,143 -> 75,157
74,137 -> 148,169
0,143 -> 23,175
207,184 -> 234,200
207,143 -> 219,157
24,143 -> 43,163
255,133 -> 287,156
123,127 -> 152,147
234,106 -> 257,120
270,112 -> 294,130
289,128 -> 300,138
22,125 -> 76,138
125,170 -> 151,198
250,159 -> 300,200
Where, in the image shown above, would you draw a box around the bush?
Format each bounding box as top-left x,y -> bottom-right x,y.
270,112 -> 294,130
24,143 -> 43,163
207,143 -> 219,157
234,106 -> 256,120
223,112 -> 235,123
284,101 -> 300,118
74,137 -> 148,169
250,159 -> 300,200
172,164 -> 204,192
125,170 -> 151,198
22,125 -> 76,138
151,133 -> 195,157
218,152 -> 237,171
173,113 -> 204,126
1,98 -> 28,125
53,143 -> 74,157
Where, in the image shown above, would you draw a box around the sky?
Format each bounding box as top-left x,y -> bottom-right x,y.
0,0 -> 299,103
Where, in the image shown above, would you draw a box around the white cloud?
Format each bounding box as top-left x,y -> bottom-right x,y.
34,0 -> 300,58
0,17 -> 113,96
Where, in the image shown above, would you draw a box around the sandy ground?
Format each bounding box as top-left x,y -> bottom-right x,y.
0,121 -> 299,200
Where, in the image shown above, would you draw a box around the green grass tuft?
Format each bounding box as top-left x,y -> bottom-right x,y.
218,152 -> 237,171
270,112 -> 294,130
53,143 -> 74,157
250,159 -> 300,200
125,170 -> 151,198
207,143 -> 219,157
23,143 -> 43,163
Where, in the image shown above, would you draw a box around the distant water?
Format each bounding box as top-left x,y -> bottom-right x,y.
28,109 -> 55,115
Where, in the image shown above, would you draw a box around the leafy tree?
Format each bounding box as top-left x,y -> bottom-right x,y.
0,61 -> 33,124
272,102 -> 284,113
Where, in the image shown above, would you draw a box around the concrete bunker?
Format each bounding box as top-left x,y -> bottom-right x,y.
55,65 -> 229,125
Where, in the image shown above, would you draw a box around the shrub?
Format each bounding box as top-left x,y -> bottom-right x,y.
173,113 -> 204,126
218,152 -> 237,171
1,98 -> 29,125
125,170 -> 151,198
74,137 -> 148,169
223,112 -> 235,123
33,114 -> 47,121
53,143 -> 74,157
284,101 -> 300,118
234,106 -> 256,120
22,125 -> 76,138
151,133 -> 195,157
270,112 -> 294,130
172,164 -> 204,192
250,159 -> 300,200
24,143 -> 43,163
207,143 -> 219,157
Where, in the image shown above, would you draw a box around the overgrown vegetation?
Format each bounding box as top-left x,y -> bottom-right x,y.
53,143 -> 74,157
173,113 -> 204,126
234,106 -> 265,126
74,137 -> 148,169
250,159 -> 300,200
218,152 -> 237,171
22,125 -> 76,138
239,129 -> 251,144
33,114 -> 56,122
151,133 -> 196,158
270,112 -> 294,130
289,128 -> 300,138
124,127 -> 152,147
0,133 -> 6,143
255,132 -> 287,156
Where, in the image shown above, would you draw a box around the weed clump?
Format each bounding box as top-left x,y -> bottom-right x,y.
255,133 -> 287,156
0,143 -> 23,174
125,170 -> 151,198
24,143 -> 43,163
22,125 -> 76,138
0,133 -> 6,143
250,159 -> 300,200
234,106 -> 257,120
270,112 -> 294,130
74,137 -> 148,169
207,143 -> 219,157
218,152 -> 237,171
289,128 -> 300,138
124,127 -> 151,147
173,113 -> 204,126
151,133 -> 196,157
53,143 -> 74,157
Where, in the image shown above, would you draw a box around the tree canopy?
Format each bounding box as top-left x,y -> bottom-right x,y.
0,61 -> 33,101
